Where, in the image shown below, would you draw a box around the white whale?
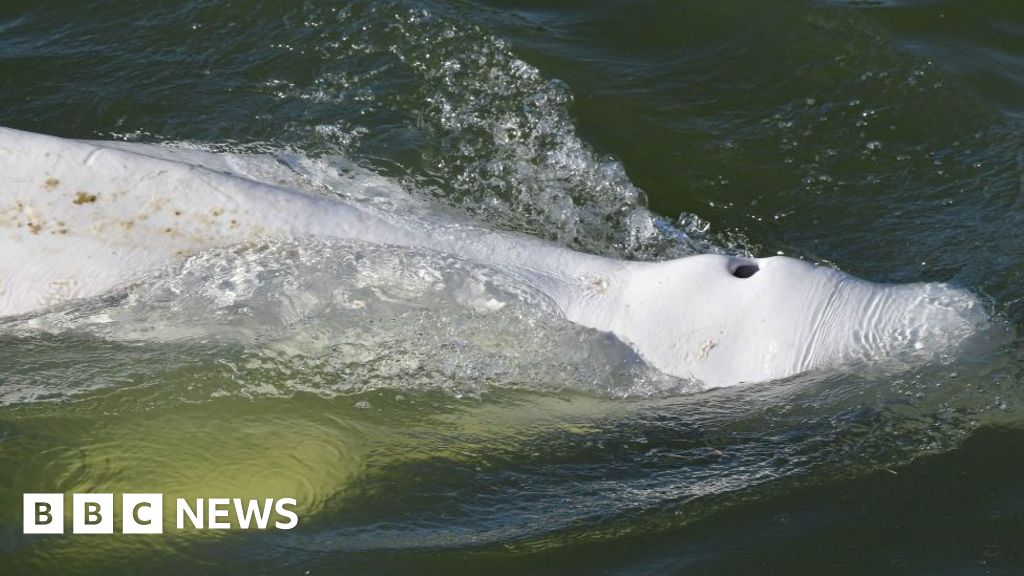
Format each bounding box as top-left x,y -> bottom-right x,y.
0,126 -> 988,387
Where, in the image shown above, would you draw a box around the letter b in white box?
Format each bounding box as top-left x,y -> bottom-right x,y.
23,493 -> 64,534
123,493 -> 163,534
72,493 -> 113,534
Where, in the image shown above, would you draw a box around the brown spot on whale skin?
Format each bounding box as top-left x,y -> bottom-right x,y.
28,222 -> 42,234
43,178 -> 60,190
174,210 -> 182,217
73,192 -> 98,205
122,221 -> 134,230
211,208 -> 223,217
230,219 -> 239,228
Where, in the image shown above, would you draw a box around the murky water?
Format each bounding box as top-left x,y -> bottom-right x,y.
2,1 -> 1024,574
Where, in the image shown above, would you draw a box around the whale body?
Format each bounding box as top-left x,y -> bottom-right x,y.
0,127 -> 987,387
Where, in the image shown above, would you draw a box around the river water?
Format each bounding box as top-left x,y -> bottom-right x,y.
1,1 -> 1024,574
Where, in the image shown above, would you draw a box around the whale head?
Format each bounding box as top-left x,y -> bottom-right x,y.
605,254 -> 989,388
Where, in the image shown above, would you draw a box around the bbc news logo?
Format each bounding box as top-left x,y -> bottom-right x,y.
24,493 -> 298,534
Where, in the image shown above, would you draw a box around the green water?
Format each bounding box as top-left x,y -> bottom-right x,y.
2,0 -> 1024,574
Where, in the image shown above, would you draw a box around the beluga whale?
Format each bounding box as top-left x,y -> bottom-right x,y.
0,127 -> 989,388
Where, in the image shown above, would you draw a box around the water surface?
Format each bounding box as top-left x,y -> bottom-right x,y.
1,1 -> 1024,574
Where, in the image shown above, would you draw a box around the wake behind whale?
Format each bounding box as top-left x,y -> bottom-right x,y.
0,127 -> 993,388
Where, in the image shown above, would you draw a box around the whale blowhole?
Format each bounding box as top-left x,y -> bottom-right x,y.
731,263 -> 759,279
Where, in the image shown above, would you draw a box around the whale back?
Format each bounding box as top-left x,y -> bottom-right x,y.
0,127 -> 415,316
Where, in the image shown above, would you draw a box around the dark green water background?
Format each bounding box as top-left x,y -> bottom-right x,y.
2,1 -> 1024,574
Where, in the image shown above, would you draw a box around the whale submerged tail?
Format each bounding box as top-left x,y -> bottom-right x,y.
0,127 -> 999,387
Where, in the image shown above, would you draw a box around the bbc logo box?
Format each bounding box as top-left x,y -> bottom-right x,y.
24,493 -> 163,534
